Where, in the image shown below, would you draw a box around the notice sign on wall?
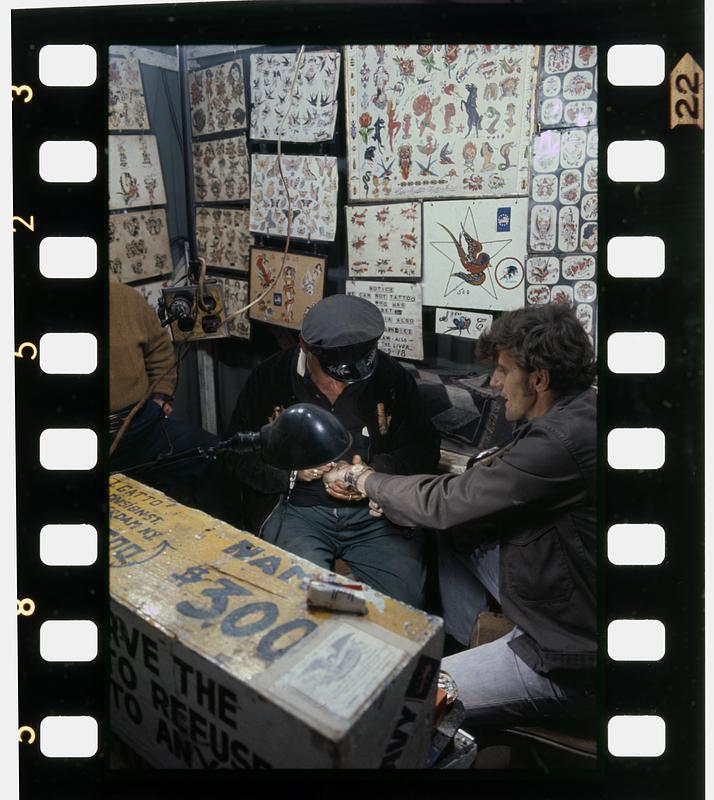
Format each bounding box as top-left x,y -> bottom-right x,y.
346,280 -> 423,361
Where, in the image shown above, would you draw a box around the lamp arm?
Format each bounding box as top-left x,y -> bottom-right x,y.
216,430 -> 262,451
111,430 -> 263,478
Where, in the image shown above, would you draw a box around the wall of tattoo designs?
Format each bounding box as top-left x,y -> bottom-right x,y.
107,51 -> 252,340
343,43 -> 597,358
187,49 -> 344,340
109,44 -> 597,359
525,45 -> 598,344
108,56 -> 174,288
188,55 -> 252,339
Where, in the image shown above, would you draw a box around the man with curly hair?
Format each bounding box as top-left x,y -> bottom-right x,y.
324,303 -> 596,725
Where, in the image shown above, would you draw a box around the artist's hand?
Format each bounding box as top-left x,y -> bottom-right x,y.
297,462 -> 336,482
153,398 -> 173,416
368,499 -> 385,518
321,458 -> 352,485
325,478 -> 365,502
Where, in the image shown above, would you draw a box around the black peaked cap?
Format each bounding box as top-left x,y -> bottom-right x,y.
301,294 -> 385,348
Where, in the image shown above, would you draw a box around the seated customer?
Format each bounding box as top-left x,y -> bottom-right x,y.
110,281 -> 224,518
223,294 -> 440,607
324,303 -> 596,725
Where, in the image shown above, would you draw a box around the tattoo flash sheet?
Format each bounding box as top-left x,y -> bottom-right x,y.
539,45 -> 597,129
109,208 -> 173,283
134,278 -> 169,317
193,134 -> 250,202
345,44 -> 538,201
109,134 -> 167,210
196,207 -> 253,272
249,154 -> 338,242
213,276 -> 251,339
250,50 -> 341,142
435,308 -> 493,340
189,57 -> 247,136
528,128 -> 598,256
346,280 -> 423,360
422,197 -> 527,311
525,254 -> 597,344
346,201 -> 422,277
108,56 -> 150,131
249,248 -> 326,330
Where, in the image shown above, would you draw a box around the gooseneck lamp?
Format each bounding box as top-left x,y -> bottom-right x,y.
112,403 -> 352,476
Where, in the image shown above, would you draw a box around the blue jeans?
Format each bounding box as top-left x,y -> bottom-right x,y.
438,538 -> 595,725
261,503 -> 426,608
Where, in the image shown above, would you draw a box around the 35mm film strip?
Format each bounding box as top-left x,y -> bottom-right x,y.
10,0 -> 705,797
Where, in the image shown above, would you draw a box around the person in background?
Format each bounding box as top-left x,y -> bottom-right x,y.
223,294 -> 440,608
323,303 -> 596,725
110,281 -> 223,518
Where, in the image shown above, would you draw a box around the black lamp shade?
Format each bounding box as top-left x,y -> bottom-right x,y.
260,403 -> 352,470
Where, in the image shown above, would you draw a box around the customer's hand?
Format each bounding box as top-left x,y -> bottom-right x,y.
324,479 -> 365,502
324,455 -> 367,501
153,398 -> 173,416
297,462 -> 335,482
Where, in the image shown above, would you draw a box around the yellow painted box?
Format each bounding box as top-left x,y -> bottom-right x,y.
109,475 -> 444,769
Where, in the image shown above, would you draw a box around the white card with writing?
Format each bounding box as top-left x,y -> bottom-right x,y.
346,280 -> 423,361
435,308 -> 492,340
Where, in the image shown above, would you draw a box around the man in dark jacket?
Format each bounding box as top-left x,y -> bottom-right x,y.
223,294 -> 440,607
324,303 -> 596,724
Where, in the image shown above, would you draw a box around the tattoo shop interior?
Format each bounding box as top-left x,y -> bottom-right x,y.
108,41 -> 599,771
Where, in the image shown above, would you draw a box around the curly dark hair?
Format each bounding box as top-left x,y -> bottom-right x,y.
478,303 -> 596,395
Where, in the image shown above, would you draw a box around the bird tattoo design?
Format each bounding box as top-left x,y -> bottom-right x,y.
437,222 -> 492,286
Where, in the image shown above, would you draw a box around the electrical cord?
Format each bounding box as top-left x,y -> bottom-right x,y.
221,44 -> 305,326
109,337 -> 194,457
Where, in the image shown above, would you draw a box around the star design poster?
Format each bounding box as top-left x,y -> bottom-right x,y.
422,197 -> 527,310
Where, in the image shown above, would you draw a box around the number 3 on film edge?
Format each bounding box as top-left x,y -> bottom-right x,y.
11,85 -> 33,104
